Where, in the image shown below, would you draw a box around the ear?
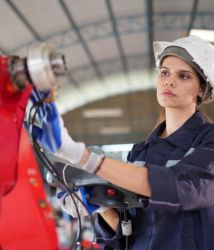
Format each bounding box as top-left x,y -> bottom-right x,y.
196,96 -> 202,105
196,87 -> 203,106
198,92 -> 203,98
198,86 -> 204,98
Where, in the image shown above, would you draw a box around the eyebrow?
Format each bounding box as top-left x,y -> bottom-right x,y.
160,66 -> 195,75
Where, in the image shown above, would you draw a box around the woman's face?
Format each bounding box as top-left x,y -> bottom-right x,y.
156,56 -> 202,110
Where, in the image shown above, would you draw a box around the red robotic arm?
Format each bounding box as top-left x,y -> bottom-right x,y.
0,44 -> 66,196
0,55 -> 32,195
0,45 -> 66,250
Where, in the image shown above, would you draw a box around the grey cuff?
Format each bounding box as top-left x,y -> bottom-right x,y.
81,152 -> 105,173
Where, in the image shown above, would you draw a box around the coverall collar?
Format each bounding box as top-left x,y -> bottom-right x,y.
148,111 -> 207,150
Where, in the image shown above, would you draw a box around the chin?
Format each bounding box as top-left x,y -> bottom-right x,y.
158,101 -> 181,109
157,98 -> 175,108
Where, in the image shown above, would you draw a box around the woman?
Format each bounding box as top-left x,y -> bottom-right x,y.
49,35 -> 214,250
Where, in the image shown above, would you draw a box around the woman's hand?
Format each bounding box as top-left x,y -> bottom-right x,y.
56,187 -> 107,218
99,208 -> 120,232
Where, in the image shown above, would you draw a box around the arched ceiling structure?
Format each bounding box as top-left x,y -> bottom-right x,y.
0,0 -> 214,114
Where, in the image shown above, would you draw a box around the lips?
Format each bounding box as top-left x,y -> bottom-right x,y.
162,90 -> 176,96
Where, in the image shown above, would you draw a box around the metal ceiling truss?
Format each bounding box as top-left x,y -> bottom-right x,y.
71,66 -> 98,84
145,0 -> 154,70
154,11 -> 214,30
58,0 -> 103,80
69,53 -> 148,83
193,12 -> 214,29
187,0 -> 199,34
6,6 -> 214,85
6,0 -> 42,41
66,69 -> 79,87
11,12 -> 214,54
105,0 -> 128,73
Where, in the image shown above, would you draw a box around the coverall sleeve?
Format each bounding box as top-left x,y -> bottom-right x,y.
148,128 -> 214,213
94,214 -> 125,249
94,148 -> 140,249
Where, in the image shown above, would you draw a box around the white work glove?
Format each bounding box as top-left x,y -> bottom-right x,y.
30,91 -> 105,171
56,188 -> 107,218
56,119 -> 106,174
28,90 -> 85,164
55,117 -> 85,164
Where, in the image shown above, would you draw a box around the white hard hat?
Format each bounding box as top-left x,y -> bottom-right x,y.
153,35 -> 214,103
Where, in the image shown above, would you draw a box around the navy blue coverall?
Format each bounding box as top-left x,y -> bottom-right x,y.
95,111 -> 214,250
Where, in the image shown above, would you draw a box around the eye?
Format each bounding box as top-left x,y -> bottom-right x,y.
158,68 -> 170,77
179,73 -> 190,80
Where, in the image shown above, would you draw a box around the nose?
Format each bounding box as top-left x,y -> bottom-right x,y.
164,77 -> 175,88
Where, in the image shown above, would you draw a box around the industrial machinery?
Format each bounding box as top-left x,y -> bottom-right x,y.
0,42 -> 142,250
0,43 -> 65,250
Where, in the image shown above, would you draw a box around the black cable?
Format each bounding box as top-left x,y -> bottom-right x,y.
122,208 -> 129,250
27,98 -> 97,249
28,91 -> 98,249
34,139 -> 85,249
34,140 -> 97,250
28,101 -> 83,248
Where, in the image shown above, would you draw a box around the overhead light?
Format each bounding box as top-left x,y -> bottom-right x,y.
190,29 -> 214,42
101,144 -> 133,152
99,126 -> 131,135
82,108 -> 123,118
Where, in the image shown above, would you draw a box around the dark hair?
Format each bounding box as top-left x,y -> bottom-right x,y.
154,108 -> 212,131
196,72 -> 207,106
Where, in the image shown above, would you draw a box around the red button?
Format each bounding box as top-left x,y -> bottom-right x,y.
107,188 -> 116,197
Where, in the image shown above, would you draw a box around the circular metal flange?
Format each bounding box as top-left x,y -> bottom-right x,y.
27,43 -> 65,91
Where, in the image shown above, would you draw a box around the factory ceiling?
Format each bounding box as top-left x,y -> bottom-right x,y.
1,0 -> 213,115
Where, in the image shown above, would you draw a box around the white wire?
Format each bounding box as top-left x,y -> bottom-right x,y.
62,163 -> 71,188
